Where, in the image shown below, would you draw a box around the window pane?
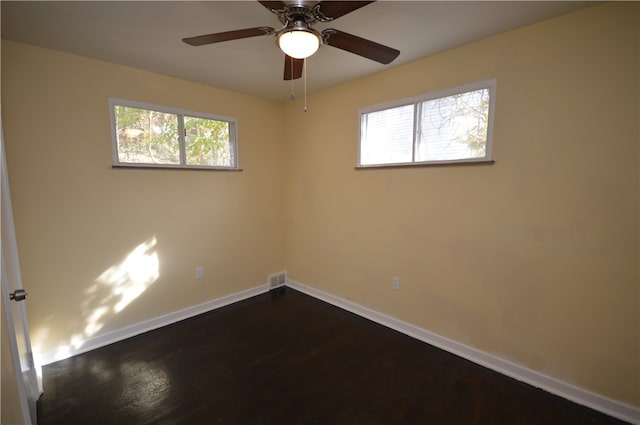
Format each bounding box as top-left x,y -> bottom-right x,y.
114,106 -> 180,165
360,104 -> 414,165
416,88 -> 489,162
184,116 -> 234,167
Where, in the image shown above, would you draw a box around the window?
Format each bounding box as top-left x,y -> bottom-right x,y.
109,98 -> 238,169
359,79 -> 496,167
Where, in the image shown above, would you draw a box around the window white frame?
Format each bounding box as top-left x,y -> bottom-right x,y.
109,98 -> 239,170
358,78 -> 496,168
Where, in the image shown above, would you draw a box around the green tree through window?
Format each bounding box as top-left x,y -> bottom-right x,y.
111,99 -> 237,169
184,116 -> 232,167
114,106 -> 180,164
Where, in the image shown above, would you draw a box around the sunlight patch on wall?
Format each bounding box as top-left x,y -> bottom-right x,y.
83,237 -> 160,336
94,237 -> 160,314
35,237 -> 161,365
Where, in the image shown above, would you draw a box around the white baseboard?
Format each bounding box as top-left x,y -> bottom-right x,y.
37,278 -> 638,424
286,279 -> 640,425
39,283 -> 270,367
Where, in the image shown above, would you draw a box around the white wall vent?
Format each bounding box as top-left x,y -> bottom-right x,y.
268,271 -> 287,289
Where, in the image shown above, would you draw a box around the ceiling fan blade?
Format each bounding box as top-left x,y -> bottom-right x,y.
258,1 -> 287,13
314,1 -> 375,21
284,55 -> 304,80
183,27 -> 274,46
322,29 -> 399,64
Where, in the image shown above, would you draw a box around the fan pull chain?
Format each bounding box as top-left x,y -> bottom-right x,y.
289,57 -> 295,100
304,58 -> 308,112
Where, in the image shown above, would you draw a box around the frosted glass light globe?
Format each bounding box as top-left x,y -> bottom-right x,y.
278,30 -> 320,59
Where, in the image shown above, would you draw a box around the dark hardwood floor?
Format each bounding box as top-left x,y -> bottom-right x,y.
38,287 -> 630,425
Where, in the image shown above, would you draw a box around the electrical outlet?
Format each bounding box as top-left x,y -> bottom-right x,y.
195,267 -> 204,279
392,276 -> 400,290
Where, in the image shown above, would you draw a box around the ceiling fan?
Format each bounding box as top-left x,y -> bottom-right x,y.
182,1 -> 400,81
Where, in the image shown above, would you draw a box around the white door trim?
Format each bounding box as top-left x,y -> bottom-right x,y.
2,260 -> 33,424
1,116 -> 40,424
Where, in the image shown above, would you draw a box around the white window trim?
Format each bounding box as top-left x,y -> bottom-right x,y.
357,78 -> 497,168
109,97 -> 240,170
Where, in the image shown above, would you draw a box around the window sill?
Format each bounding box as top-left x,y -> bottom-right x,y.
355,160 -> 495,170
112,165 -> 243,172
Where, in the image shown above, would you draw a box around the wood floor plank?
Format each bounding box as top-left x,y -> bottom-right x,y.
37,288 -> 631,424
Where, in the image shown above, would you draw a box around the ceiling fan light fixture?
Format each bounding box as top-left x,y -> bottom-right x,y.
277,27 -> 321,59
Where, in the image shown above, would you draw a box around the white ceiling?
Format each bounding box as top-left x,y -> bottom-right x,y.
1,1 -> 595,102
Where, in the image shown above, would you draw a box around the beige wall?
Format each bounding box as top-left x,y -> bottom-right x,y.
283,3 -> 639,406
1,0 -> 638,412
1,41 -> 286,359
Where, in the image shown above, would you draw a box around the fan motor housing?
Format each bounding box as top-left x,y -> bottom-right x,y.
278,4 -> 316,25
